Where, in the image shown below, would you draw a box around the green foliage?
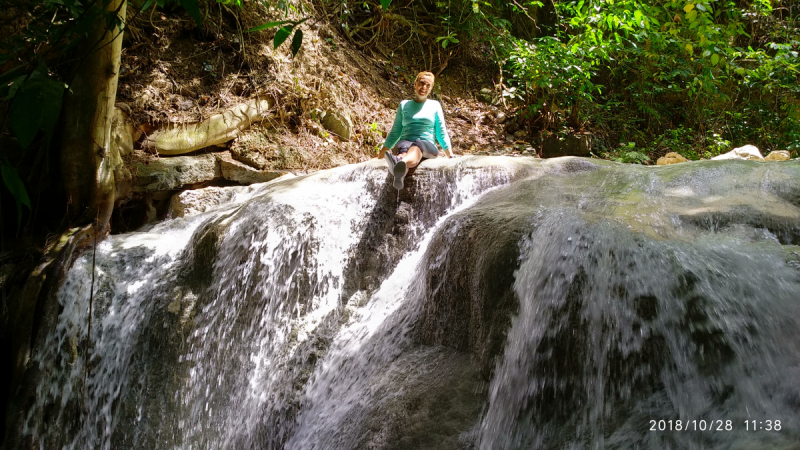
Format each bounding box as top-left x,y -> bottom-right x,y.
246,17 -> 308,57
608,142 -> 650,164
506,35 -> 599,125
180,0 -> 203,27
435,32 -> 459,49
0,163 -> 31,228
9,66 -> 65,150
706,131 -> 731,155
481,0 -> 799,154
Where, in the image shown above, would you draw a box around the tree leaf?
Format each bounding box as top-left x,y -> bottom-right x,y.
180,0 -> 202,28
1,75 -> 26,101
711,53 -> 720,65
246,21 -> 290,33
9,70 -> 65,150
274,25 -> 293,49
1,163 -> 31,227
684,3 -> 695,13
0,65 -> 25,86
380,0 -> 391,9
291,29 -> 303,57
139,0 -> 155,12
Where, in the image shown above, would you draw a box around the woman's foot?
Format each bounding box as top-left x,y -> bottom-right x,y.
393,160 -> 407,190
384,152 -> 398,173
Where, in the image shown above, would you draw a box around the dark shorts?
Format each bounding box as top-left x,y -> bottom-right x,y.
393,139 -> 438,158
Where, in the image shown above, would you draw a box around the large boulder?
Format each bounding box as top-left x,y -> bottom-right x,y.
712,144 -> 764,161
133,153 -> 220,192
320,110 -> 353,141
656,152 -> 688,165
765,150 -> 791,161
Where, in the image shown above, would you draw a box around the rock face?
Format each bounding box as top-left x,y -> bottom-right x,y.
320,110 -> 353,141
712,144 -> 764,161
478,88 -> 493,104
656,151 -> 689,165
168,186 -> 246,218
132,152 -> 288,193
540,134 -> 592,158
218,153 -> 289,185
13,157 -> 800,450
133,153 -> 221,192
142,98 -> 274,155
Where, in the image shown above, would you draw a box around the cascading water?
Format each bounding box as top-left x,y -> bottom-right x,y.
8,157 -> 800,449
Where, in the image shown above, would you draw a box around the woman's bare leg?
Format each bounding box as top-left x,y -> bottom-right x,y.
401,146 -> 423,174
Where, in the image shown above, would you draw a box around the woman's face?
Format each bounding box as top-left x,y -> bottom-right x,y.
414,76 -> 433,100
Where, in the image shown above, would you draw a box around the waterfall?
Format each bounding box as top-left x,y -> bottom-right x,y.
11,157 -> 800,449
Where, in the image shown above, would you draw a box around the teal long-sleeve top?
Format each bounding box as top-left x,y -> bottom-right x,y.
383,99 -> 452,151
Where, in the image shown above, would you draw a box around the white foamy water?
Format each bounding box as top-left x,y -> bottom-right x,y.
285,173 -> 509,449
21,159 -> 520,449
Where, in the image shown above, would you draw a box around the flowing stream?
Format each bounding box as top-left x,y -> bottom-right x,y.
11,157 -> 800,449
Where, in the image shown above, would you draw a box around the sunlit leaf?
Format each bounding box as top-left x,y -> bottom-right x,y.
380,0 -> 391,10
291,29 -> 303,57
274,25 -> 293,49
711,53 -> 720,65
684,3 -> 695,13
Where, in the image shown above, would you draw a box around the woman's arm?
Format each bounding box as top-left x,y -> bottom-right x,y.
434,102 -> 453,157
380,103 -> 405,158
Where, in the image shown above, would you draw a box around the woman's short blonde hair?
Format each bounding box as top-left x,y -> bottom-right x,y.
415,71 -> 435,84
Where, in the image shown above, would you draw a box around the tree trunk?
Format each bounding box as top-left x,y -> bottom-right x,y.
60,0 -> 127,233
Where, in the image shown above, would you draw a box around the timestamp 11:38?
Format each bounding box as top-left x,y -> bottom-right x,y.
746,420 -> 781,431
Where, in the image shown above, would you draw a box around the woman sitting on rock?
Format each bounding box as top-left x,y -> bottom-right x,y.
379,71 -> 454,190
